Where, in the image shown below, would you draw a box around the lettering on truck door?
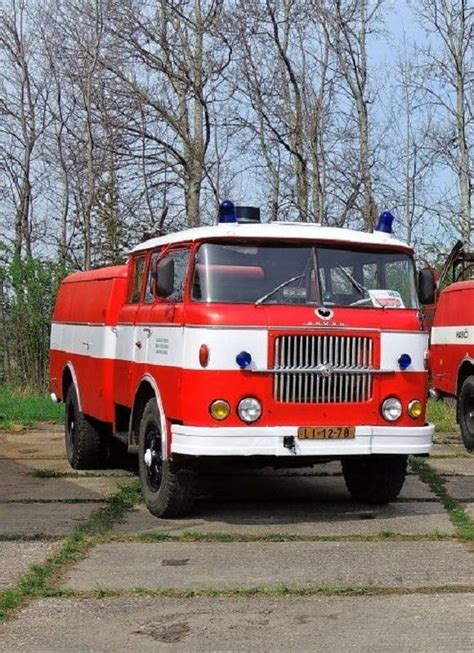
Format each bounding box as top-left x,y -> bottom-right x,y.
146,247 -> 190,422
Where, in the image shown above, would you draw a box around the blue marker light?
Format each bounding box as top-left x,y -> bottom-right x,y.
375,211 -> 394,234
398,354 -> 412,371
218,199 -> 237,223
236,351 -> 252,369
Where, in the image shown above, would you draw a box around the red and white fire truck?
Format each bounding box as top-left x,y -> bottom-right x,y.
50,203 -> 436,517
430,245 -> 474,452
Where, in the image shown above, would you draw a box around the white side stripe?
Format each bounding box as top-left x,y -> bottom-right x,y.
51,323 -> 268,371
50,324 -> 117,360
431,326 -> 474,346
51,323 -> 428,373
184,328 -> 268,371
380,332 -> 427,372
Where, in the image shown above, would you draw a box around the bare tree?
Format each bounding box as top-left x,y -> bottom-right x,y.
414,0 -> 473,246
0,0 -> 46,256
38,0 -> 134,267
376,40 -> 437,248
233,0 -> 340,222
94,0 -> 232,228
317,0 -> 383,230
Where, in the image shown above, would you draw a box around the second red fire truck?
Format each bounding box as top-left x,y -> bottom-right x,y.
430,244 -> 474,452
50,203 -> 436,517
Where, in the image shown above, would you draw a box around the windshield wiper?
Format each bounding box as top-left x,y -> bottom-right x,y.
255,274 -> 305,305
337,266 -> 369,297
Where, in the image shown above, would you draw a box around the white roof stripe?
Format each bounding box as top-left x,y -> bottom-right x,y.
131,222 -> 411,254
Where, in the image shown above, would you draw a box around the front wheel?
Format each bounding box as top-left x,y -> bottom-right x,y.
459,376 -> 474,452
138,398 -> 196,518
342,455 -> 408,505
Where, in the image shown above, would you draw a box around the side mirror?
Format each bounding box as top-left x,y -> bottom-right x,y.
154,257 -> 174,298
418,268 -> 436,305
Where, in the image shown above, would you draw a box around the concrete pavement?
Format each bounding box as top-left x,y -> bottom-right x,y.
1,595 -> 473,652
0,423 -> 473,651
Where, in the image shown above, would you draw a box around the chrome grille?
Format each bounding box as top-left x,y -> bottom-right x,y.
274,335 -> 374,403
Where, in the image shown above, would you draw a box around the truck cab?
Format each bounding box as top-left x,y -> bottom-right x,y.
50,205 -> 435,517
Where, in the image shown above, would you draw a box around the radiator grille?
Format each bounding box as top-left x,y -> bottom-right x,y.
274,335 -> 374,403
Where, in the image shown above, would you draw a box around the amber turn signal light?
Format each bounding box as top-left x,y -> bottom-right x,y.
209,399 -> 230,421
408,400 -> 423,419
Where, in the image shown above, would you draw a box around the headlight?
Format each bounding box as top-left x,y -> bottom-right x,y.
381,397 -> 402,422
209,399 -> 230,421
237,397 -> 262,423
408,400 -> 423,419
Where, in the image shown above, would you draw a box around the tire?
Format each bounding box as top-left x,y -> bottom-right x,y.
138,398 -> 195,518
342,455 -> 408,505
458,376 -> 474,452
65,384 -> 104,469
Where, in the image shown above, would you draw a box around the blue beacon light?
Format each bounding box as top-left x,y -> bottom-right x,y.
218,199 -> 237,223
375,211 -> 394,234
398,354 -> 412,371
236,351 -> 252,369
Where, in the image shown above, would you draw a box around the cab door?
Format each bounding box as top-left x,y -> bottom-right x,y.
147,246 -> 192,421
115,253 -> 147,407
135,249 -> 161,372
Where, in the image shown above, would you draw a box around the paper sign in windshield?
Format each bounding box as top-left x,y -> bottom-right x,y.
368,289 -> 405,308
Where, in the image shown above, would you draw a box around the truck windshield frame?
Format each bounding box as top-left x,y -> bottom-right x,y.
191,241 -> 418,309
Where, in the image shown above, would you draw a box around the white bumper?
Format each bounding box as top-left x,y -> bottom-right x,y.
171,424 -> 434,457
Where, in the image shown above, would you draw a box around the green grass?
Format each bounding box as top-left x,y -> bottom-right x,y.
0,480 -> 142,623
34,584 -> 474,601
427,398 -> 458,432
410,457 -> 474,542
31,469 -> 133,479
102,530 -> 453,544
0,386 -> 64,431
0,386 -> 460,433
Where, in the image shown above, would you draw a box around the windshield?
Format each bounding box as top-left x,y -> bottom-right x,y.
192,242 -> 418,309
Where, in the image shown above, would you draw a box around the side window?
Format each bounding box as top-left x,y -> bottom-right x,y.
128,255 -> 146,304
144,250 -> 161,303
151,248 -> 190,302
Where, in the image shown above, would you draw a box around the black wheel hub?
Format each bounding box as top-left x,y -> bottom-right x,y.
144,427 -> 162,492
67,404 -> 76,451
464,396 -> 474,434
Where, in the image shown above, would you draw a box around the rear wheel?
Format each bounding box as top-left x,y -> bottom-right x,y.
65,384 -> 104,469
459,376 -> 474,452
138,398 -> 195,517
342,455 -> 408,505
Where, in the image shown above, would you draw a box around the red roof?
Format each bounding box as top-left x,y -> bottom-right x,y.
441,280 -> 474,294
62,265 -> 128,284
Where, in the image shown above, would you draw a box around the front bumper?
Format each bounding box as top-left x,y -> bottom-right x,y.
171,423 -> 434,457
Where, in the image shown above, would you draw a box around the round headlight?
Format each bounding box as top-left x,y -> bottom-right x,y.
381,397 -> 402,422
408,399 -> 423,419
237,397 -> 262,423
210,399 -> 230,421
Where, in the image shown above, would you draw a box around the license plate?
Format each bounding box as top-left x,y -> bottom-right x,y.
297,426 -> 355,440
